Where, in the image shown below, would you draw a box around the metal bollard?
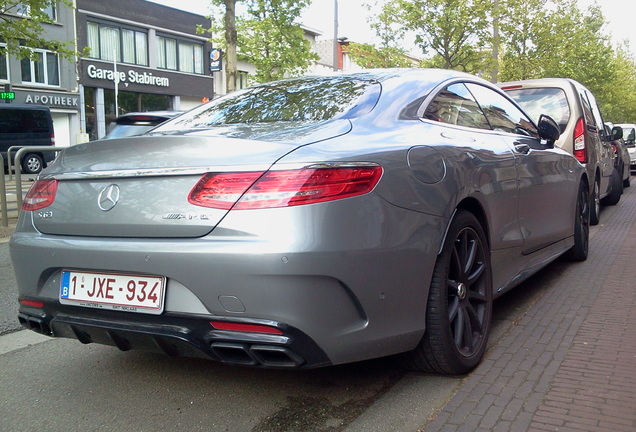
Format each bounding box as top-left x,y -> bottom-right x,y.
0,154 -> 7,227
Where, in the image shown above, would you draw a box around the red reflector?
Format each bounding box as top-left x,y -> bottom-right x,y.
20,299 -> 45,308
188,166 -> 383,210
22,179 -> 58,211
573,117 -> 587,163
210,321 -> 283,335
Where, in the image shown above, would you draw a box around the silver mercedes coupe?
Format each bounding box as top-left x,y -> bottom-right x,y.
11,69 -> 589,374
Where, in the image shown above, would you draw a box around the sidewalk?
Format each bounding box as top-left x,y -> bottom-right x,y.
423,185 -> 636,431
0,175 -> 32,241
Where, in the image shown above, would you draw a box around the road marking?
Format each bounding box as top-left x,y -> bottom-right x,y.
0,330 -> 50,355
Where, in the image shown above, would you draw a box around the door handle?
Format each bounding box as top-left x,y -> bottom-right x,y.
514,143 -> 531,154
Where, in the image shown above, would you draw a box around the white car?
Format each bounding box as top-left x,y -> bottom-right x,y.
616,123 -> 636,171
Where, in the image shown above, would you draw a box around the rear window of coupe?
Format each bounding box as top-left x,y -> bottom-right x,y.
155,76 -> 381,131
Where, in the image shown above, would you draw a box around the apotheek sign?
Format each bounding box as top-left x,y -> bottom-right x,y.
12,90 -> 80,109
86,64 -> 170,88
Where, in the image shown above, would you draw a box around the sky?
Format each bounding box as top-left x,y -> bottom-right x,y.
148,0 -> 635,54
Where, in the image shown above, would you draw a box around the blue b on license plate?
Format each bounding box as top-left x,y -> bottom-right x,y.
60,270 -> 165,315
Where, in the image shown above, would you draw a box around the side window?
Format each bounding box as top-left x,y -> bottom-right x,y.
467,83 -> 539,137
422,83 -> 491,130
578,91 -> 596,128
582,90 -> 604,131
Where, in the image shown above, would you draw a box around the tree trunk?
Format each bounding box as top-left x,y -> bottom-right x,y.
224,0 -> 237,93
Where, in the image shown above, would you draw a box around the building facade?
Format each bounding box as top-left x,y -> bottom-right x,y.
76,0 -> 215,140
1,3 -> 80,147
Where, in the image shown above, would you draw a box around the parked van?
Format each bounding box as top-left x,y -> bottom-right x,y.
500,78 -> 622,225
0,104 -> 56,174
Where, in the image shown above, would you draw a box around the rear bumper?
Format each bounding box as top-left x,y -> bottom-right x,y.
10,199 -> 443,366
18,303 -> 330,368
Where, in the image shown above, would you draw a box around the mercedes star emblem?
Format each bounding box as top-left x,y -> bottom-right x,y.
97,184 -> 121,211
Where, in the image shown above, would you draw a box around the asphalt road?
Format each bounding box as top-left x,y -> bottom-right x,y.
0,220 -> 603,432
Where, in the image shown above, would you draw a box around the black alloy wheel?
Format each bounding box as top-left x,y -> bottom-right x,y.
590,179 -> 600,226
562,180 -> 589,262
401,210 -> 492,375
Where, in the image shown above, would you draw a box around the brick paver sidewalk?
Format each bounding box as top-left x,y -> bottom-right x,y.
424,186 -> 636,432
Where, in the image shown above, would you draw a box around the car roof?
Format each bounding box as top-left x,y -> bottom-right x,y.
499,77 -> 588,92
0,104 -> 51,111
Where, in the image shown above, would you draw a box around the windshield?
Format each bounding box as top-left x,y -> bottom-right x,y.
623,127 -> 636,146
154,76 -> 381,132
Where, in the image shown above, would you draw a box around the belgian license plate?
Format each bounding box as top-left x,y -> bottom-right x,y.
60,270 -> 165,315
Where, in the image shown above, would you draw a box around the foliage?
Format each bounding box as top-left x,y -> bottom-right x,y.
393,0 -> 490,72
201,0 -> 317,88
361,0 -> 636,123
347,42 -> 414,69
345,3 -> 415,69
238,0 -> 318,83
0,0 -> 77,60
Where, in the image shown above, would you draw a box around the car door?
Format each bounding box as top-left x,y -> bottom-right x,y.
420,82 -> 522,254
466,83 -> 574,254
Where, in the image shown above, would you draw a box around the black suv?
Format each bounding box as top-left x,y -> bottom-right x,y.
0,104 -> 56,174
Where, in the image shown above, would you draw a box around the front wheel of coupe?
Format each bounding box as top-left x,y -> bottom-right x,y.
401,210 -> 493,375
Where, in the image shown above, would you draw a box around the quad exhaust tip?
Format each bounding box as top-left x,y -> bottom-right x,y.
210,342 -> 304,367
18,313 -> 52,335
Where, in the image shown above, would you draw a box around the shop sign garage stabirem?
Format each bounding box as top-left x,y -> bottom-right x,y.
86,64 -> 170,87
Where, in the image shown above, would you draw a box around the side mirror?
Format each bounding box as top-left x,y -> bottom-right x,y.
537,114 -> 560,148
611,126 -> 623,141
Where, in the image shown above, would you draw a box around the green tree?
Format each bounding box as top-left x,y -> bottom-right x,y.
238,0 -> 318,83
394,0 -> 491,72
346,2 -> 414,69
1,0 -> 77,60
346,42 -> 414,68
202,0 -> 316,89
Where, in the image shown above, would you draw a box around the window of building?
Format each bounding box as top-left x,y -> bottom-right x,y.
156,35 -> 203,74
0,44 -> 8,81
87,21 -> 148,66
236,71 -> 249,90
15,3 -> 56,20
21,49 -> 60,86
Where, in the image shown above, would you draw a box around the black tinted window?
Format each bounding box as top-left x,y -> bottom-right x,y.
156,76 -> 381,130
423,83 -> 491,130
0,109 -> 50,133
467,83 -> 539,137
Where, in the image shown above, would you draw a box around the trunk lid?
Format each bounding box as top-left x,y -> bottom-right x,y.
32,120 -> 350,238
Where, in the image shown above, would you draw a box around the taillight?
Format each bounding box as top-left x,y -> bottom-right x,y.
188,165 -> 383,210
22,179 -> 58,211
50,132 -> 56,146
573,117 -> 586,163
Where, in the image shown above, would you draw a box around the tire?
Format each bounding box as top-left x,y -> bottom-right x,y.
561,180 -> 589,262
401,210 -> 492,375
21,153 -> 44,174
589,179 -> 600,226
601,168 -> 621,206
623,170 -> 631,188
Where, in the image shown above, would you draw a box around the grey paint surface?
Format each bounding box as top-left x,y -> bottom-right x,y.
10,69 -> 585,368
